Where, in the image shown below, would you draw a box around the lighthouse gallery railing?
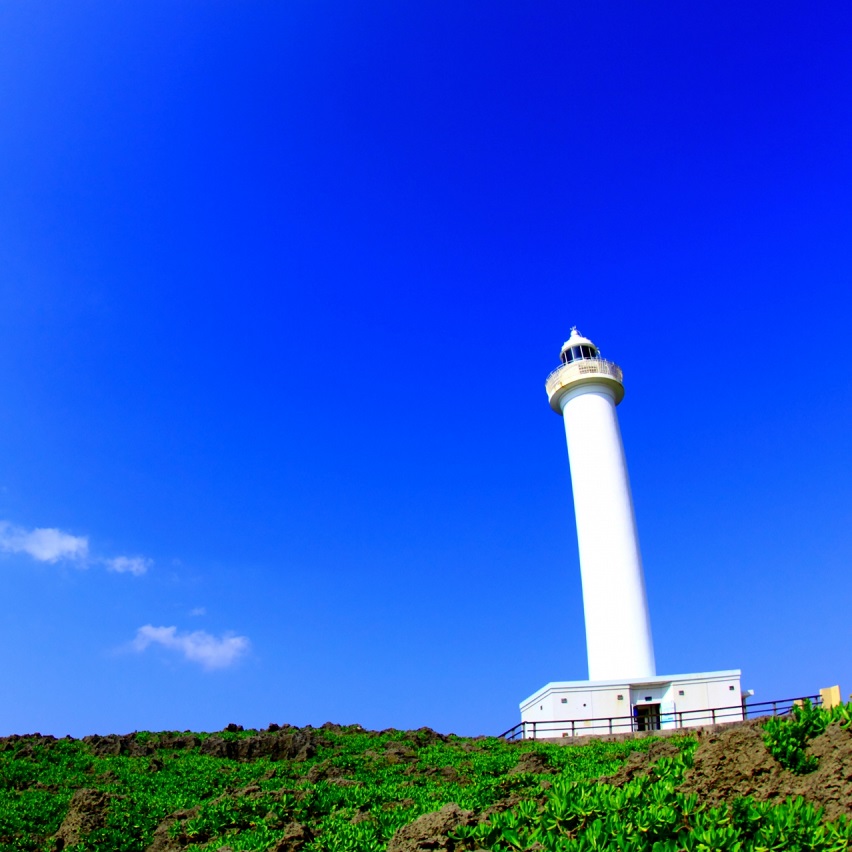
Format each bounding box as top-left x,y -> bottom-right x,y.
545,359 -> 624,397
498,695 -> 821,741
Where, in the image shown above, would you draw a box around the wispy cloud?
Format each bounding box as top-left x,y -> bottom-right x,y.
0,522 -> 88,563
189,607 -> 206,617
0,520 -> 150,575
131,625 -> 250,671
104,556 -> 151,576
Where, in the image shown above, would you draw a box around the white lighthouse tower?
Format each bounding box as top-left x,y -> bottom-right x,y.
517,329 -> 743,739
546,328 -> 655,682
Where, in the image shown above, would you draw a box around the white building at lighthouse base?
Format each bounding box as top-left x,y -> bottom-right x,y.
520,670 -> 743,739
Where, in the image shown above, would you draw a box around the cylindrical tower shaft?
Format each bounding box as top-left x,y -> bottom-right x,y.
546,329 -> 655,682
560,383 -> 655,680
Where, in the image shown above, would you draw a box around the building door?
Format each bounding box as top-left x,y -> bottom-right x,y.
634,703 -> 661,731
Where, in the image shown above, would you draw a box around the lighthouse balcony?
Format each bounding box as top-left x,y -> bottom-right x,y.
546,358 -> 624,411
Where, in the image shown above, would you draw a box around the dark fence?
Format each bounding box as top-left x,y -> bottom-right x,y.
498,695 -> 821,741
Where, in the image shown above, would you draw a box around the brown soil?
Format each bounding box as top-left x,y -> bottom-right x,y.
680,719 -> 852,821
600,738 -> 687,785
54,788 -> 112,849
387,803 -> 476,852
591,718 -> 852,821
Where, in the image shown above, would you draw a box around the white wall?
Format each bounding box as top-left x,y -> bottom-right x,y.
519,671 -> 743,738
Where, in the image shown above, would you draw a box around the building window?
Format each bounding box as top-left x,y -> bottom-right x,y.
561,698 -> 567,704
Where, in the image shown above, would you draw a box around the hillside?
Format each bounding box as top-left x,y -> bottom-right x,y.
0,705 -> 850,852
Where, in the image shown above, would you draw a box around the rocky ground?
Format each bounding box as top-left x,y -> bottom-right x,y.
32,716 -> 850,852
384,720 -> 852,851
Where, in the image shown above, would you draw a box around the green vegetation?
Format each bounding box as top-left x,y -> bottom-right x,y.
762,699 -> 852,774
0,710 -> 849,852
454,746 -> 851,852
0,728 -> 647,852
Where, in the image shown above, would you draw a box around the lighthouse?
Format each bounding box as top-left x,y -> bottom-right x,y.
516,329 -> 743,739
546,328 -> 655,681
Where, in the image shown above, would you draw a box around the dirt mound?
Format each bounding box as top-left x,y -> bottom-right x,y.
680,719 -> 852,821
197,730 -> 318,762
145,808 -> 198,852
600,739 -> 686,785
387,803 -> 475,852
267,821 -> 312,852
508,749 -> 559,775
76,729 -> 319,762
53,788 -> 111,849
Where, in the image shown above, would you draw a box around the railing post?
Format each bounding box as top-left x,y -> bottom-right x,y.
711,708 -> 716,725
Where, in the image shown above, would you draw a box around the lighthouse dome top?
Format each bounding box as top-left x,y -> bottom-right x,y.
559,328 -> 599,364
561,327 -> 595,351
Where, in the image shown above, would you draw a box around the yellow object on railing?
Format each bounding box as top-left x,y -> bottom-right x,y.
820,685 -> 842,709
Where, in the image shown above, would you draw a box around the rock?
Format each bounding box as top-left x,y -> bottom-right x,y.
507,750 -> 555,775
54,789 -> 111,849
412,765 -> 460,782
268,821 -> 312,851
304,760 -> 347,783
156,734 -> 200,751
237,784 -> 262,797
680,718 -> 852,821
81,734 -> 123,756
384,742 -> 417,764
145,807 -> 200,852
601,739 -> 686,786
195,730 -> 317,762
411,727 -> 449,745
387,803 -> 474,852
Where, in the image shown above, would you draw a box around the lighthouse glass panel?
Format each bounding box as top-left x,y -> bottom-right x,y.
561,345 -> 599,364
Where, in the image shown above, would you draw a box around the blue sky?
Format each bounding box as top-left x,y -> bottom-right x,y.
0,1 -> 850,738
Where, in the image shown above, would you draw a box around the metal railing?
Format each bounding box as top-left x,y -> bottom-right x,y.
545,359 -> 623,397
498,695 -> 821,741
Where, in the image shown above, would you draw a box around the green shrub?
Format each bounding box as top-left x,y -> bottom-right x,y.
762,698 -> 852,774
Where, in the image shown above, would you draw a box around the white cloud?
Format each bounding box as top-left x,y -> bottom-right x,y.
0,522 -> 88,563
0,520 -> 151,577
131,625 -> 250,671
189,607 -> 206,617
104,556 -> 151,576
